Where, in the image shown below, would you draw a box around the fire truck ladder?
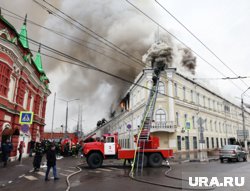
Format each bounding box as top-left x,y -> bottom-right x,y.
130,62 -> 166,177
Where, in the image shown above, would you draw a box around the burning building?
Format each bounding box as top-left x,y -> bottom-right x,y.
91,40 -> 249,154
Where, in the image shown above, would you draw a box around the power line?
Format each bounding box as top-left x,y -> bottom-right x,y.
155,0 -> 250,90
33,0 -> 146,68
125,0 -> 245,93
1,8 -> 142,73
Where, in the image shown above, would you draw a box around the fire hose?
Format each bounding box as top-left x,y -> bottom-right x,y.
129,163 -> 216,190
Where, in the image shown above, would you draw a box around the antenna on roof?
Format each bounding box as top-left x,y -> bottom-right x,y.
38,43 -> 41,53
24,14 -> 27,25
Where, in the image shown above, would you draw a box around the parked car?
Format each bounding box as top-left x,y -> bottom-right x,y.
219,145 -> 247,163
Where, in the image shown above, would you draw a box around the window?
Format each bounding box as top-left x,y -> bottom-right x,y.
219,122 -> 221,133
158,82 -> 165,94
183,86 -> 186,100
193,136 -> 197,149
192,116 -> 195,129
211,137 -> 214,148
208,98 -> 211,109
213,100 -> 215,110
216,138 -> 219,148
191,90 -> 193,102
7,76 -> 16,102
214,121 -> 217,132
184,114 -> 188,127
203,96 -> 206,107
155,109 -> 166,123
0,62 -> 11,97
206,137 -> 210,149
29,95 -> 34,111
39,100 -> 43,117
185,136 -> 189,150
176,112 -> 179,126
220,138 -> 223,148
196,93 -> 200,105
210,120 -> 213,131
174,83 -> 178,97
23,89 -> 29,109
177,136 -> 181,150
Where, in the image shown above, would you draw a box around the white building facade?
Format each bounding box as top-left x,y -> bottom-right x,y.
94,42 -> 250,153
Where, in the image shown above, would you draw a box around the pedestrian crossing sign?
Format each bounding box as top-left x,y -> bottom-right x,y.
19,111 -> 34,124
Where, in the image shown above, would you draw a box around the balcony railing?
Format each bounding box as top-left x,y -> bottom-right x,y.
151,121 -> 176,133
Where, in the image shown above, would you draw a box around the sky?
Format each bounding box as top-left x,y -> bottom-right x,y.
1,0 -> 250,134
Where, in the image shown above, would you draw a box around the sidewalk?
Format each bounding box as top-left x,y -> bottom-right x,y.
0,156 -> 36,187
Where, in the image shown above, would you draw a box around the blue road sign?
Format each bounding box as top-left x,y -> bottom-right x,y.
19,111 -> 34,124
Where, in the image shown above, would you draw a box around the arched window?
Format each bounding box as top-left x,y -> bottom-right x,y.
155,109 -> 166,123
158,82 -> 165,94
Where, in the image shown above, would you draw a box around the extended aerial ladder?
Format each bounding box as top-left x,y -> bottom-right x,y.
130,59 -> 167,176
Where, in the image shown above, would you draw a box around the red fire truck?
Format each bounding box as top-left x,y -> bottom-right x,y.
83,132 -> 173,168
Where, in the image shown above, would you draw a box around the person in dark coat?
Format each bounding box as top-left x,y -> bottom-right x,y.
33,142 -> 43,171
1,139 -> 13,167
18,141 -> 25,162
29,140 -> 35,157
45,144 -> 59,181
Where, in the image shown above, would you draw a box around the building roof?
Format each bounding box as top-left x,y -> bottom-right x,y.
34,45 -> 44,74
19,15 -> 29,49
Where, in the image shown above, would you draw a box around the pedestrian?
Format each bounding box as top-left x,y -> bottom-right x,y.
45,144 -> 59,181
18,141 -> 25,162
29,140 -> 35,157
1,139 -> 13,167
33,142 -> 43,171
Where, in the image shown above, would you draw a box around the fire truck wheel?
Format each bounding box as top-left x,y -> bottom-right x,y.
87,152 -> 103,168
148,153 -> 163,167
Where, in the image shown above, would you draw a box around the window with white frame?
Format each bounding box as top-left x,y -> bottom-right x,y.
29,95 -> 34,111
7,76 -> 16,102
191,90 -> 194,102
158,81 -> 165,94
196,93 -> 200,105
174,83 -> 178,97
192,116 -> 195,129
214,121 -> 217,132
39,100 -> 43,117
183,87 -> 186,100
23,89 -> 29,109
208,98 -> 211,109
176,112 -> 179,126
203,96 -> 206,107
210,120 -> 213,131
155,109 -> 166,123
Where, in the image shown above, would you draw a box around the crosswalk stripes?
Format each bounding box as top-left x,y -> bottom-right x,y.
59,173 -> 69,177
36,172 -> 46,176
24,176 -> 38,181
63,169 -> 75,173
106,167 -> 120,171
98,168 -> 112,172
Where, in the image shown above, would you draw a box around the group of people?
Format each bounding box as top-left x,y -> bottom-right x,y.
1,138 -> 83,181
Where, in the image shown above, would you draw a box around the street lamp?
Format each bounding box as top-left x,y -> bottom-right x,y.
58,98 -> 80,137
241,87 -> 250,151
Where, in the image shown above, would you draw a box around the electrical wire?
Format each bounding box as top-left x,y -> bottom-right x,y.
155,0 -> 250,90
33,0 -> 146,68
124,0 -> 245,93
1,9 -> 143,73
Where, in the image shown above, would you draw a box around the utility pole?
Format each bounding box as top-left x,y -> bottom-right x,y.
241,87 -> 250,151
51,92 -> 56,140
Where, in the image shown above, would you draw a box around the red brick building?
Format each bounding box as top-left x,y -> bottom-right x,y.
43,132 -> 77,140
0,14 -> 50,158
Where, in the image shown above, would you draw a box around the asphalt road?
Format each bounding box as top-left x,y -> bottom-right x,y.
1,156 -> 250,191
